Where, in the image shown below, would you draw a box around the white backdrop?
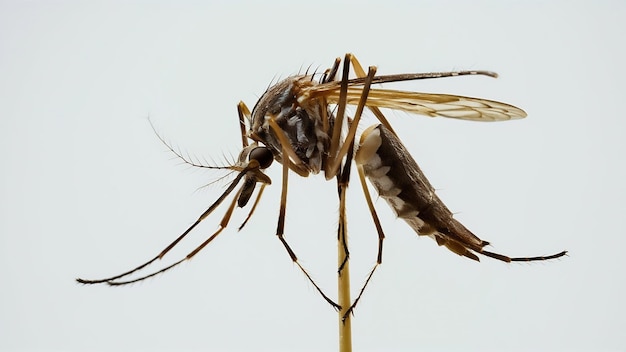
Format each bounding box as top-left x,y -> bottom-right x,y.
1,1 -> 624,351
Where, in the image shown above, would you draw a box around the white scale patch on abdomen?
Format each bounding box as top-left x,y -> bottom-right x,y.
355,125 -> 433,237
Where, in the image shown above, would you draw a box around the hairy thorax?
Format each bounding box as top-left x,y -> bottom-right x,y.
250,76 -> 330,175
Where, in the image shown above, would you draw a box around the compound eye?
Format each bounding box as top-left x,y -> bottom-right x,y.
249,147 -> 273,169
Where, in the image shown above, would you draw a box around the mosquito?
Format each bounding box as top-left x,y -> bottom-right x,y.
77,53 -> 567,317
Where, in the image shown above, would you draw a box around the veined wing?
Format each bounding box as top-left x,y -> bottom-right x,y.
310,87 -> 527,121
302,73 -> 526,121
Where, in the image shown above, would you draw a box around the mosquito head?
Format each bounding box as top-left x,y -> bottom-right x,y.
236,143 -> 273,175
236,146 -> 273,208
234,144 -> 273,208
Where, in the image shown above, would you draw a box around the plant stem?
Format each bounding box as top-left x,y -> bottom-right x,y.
338,183 -> 352,352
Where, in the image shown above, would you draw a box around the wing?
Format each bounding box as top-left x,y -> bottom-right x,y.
303,78 -> 527,121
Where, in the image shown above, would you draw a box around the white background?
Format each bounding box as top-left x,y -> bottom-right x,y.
1,1 -> 624,351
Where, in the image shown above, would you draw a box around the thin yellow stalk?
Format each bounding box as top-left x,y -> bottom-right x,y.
338,184 -> 352,352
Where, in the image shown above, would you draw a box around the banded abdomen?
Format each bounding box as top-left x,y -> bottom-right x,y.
355,124 -> 490,261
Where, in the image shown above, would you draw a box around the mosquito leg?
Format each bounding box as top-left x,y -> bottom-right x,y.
509,251 -> 568,261
326,53 -> 352,179
318,57 -> 342,137
319,57 -> 341,135
348,54 -> 397,136
446,236 -> 567,263
328,66 -> 377,179
343,265 -> 377,323
108,186 -> 244,285
341,165 -> 388,321
237,101 -> 251,148
274,143 -> 341,310
478,248 -> 568,262
76,167 -> 250,284
76,254 -> 161,284
322,57 -> 341,84
357,164 -> 385,264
